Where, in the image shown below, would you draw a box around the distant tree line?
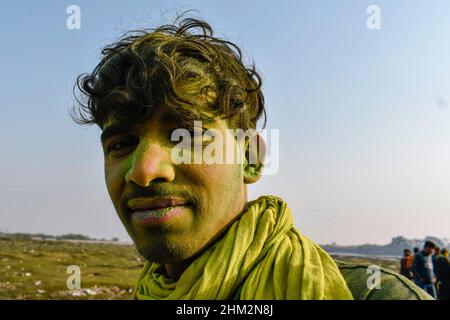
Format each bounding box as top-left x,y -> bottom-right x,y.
322,236 -> 449,257
0,231 -> 120,242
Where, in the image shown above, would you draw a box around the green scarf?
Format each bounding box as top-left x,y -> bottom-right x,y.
133,195 -> 354,300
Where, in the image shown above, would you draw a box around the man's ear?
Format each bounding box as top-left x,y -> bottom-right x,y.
243,133 -> 266,184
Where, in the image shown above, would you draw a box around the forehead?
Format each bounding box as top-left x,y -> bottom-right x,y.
103,108 -> 184,131
101,108 -> 160,143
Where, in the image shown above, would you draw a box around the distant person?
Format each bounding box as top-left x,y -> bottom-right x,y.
413,247 -> 420,256
433,247 -> 440,266
400,249 -> 414,280
434,248 -> 450,300
432,246 -> 440,295
411,241 -> 437,298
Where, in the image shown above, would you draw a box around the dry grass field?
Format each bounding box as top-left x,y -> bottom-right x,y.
0,237 -> 401,300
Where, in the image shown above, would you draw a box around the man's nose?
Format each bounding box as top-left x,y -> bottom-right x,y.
125,142 -> 175,187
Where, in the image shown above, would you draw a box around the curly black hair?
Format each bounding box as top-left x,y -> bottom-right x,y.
71,16 -> 266,132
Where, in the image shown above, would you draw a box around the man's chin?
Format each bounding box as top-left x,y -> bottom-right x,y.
134,239 -> 197,263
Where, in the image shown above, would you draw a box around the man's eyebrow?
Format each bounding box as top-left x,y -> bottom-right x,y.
100,123 -> 132,143
100,112 -> 214,142
161,112 -> 192,128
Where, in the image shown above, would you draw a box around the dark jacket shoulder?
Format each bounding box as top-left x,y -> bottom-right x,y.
335,260 -> 433,300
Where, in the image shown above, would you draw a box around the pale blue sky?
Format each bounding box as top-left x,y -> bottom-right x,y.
1,0 -> 450,245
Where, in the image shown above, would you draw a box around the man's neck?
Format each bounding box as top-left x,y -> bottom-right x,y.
164,258 -> 195,280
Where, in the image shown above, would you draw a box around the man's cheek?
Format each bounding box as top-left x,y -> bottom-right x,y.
104,165 -> 124,208
195,164 -> 236,185
201,165 -> 243,204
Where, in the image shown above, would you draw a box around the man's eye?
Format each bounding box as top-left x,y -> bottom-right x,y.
188,129 -> 213,144
188,128 -> 208,138
107,138 -> 138,153
188,127 -> 205,135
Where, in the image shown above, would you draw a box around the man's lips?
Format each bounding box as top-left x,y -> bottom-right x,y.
126,197 -> 190,226
127,197 -> 189,212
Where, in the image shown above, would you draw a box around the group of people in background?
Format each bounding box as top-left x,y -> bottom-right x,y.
400,241 -> 450,300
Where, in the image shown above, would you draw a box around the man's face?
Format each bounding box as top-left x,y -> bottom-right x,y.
424,247 -> 434,255
101,106 -> 247,263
